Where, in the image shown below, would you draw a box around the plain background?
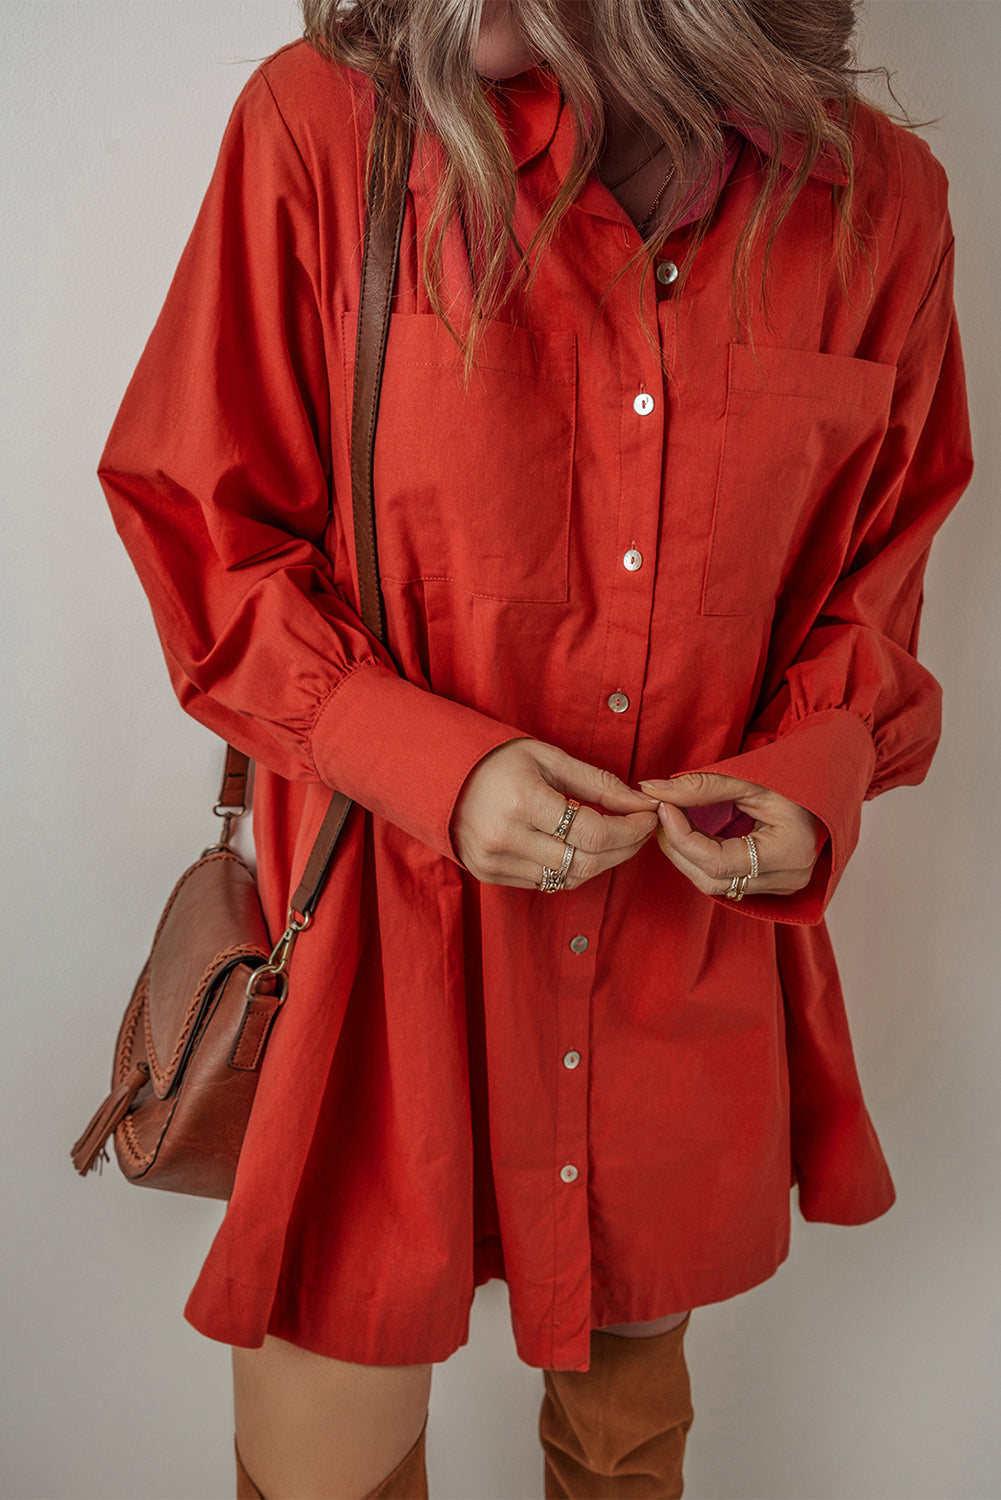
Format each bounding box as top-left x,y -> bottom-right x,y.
2,3 -> 998,1498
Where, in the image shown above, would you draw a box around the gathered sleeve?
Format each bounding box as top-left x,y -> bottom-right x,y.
97,68 -> 524,863
684,214 -> 975,926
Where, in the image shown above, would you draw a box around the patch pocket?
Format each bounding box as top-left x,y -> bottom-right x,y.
701,343 -> 897,616
343,312 -> 577,603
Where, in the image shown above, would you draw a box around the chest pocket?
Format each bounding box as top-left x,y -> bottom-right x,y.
701,342 -> 897,616
342,311 -> 577,603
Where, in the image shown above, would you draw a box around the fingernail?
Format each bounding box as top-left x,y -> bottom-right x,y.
639,779 -> 668,792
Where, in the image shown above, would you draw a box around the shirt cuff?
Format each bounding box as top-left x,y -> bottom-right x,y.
310,664 -> 528,864
681,708 -> 877,926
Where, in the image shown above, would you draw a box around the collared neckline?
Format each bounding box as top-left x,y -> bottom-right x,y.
481,63 -> 849,187
720,105 -> 849,186
480,65 -> 564,169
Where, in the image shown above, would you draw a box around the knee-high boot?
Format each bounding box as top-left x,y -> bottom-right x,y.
538,1316 -> 693,1499
234,1411 -> 429,1499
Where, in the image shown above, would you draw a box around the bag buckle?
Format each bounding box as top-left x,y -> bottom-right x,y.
245,907 -> 311,1005
202,800 -> 247,856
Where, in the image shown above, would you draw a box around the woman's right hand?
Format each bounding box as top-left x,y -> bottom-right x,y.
449,738 -> 661,890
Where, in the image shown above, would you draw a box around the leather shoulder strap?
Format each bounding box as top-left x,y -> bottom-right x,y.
220,109 -> 415,919
351,112 -> 410,644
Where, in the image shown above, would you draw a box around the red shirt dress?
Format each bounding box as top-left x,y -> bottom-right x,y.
96,41 -> 974,1373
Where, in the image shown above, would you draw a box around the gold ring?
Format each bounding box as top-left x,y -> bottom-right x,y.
742,833 -> 759,879
540,843 -> 575,893
724,873 -> 749,901
552,798 -> 580,843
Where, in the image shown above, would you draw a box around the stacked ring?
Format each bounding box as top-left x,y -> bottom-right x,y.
539,798 -> 581,893
724,832 -> 759,900
552,798 -> 580,842
540,842 -> 576,893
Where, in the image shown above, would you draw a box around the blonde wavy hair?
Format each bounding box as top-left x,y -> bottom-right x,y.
301,0 -> 916,371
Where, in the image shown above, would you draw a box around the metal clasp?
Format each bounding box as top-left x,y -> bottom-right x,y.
202,801 -> 247,856
245,907 -> 312,1005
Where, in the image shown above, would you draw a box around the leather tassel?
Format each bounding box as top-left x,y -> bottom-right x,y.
71,1061 -> 150,1176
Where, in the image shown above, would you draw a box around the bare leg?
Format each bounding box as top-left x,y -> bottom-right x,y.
232,1334 -> 432,1499
598,1310 -> 691,1337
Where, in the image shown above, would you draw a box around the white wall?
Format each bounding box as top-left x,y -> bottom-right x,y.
2,3 -> 998,1498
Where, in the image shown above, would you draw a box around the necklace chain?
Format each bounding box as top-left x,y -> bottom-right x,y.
636,158 -> 677,237
598,136 -> 678,239
600,137 -> 669,192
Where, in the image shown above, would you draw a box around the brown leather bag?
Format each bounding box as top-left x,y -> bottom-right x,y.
70,112 -> 414,1199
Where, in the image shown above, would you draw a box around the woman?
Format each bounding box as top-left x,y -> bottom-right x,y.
95,0 -> 974,1496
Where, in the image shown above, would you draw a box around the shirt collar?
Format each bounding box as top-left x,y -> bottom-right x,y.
480,64 -> 564,169
719,105 -> 849,186
482,64 -> 849,187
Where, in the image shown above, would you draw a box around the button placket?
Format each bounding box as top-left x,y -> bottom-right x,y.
611,365 -> 662,726
548,876 -> 608,1359
542,247 -> 668,1369
563,936 -> 584,1080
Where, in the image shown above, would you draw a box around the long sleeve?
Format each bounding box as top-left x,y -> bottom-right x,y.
97,68 -> 523,862
684,217 -> 975,925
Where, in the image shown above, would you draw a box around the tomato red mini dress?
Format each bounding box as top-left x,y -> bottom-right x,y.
96,40 -> 974,1373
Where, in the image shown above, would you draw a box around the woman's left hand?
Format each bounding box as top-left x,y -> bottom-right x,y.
637,772 -> 827,900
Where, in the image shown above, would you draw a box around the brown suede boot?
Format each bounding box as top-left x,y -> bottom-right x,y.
234,1412 -> 429,1499
366,1416 -> 429,1500
539,1316 -> 694,1499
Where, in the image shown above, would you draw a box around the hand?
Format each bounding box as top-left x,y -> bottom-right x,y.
637,771 -> 827,900
451,739 -> 660,890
